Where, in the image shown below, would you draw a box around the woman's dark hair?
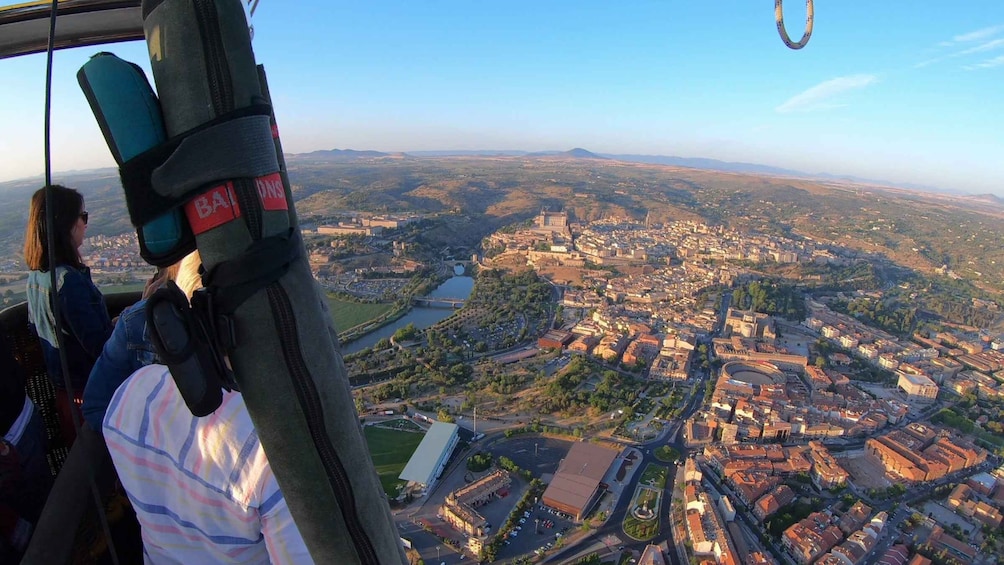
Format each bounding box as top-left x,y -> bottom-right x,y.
23,185 -> 85,271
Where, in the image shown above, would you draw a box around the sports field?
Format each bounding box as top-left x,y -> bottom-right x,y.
363,423 -> 425,497
326,297 -> 395,333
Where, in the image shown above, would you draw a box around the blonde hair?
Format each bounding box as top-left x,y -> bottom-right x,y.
174,250 -> 203,299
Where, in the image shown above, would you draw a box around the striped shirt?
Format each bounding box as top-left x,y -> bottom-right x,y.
103,365 -> 312,564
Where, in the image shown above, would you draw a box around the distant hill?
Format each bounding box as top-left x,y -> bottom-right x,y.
604,153 -> 955,194
403,150 -> 529,157
283,148 -> 955,195
966,193 -> 1004,205
290,149 -> 398,161
605,153 -> 804,177
526,148 -> 608,160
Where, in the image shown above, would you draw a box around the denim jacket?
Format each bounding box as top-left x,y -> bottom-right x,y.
82,299 -> 157,432
27,266 -> 113,391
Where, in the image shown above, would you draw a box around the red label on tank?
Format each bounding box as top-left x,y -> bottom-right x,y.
255,172 -> 288,211
185,183 -> 242,234
271,123 -> 279,139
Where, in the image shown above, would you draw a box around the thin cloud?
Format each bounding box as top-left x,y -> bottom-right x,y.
964,54 -> 1004,70
776,75 -> 878,114
915,56 -> 946,69
953,25 -> 1004,43
917,25 -> 1004,67
960,38 -> 1004,55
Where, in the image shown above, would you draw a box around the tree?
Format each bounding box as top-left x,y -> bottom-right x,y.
467,452 -> 492,472
437,408 -> 455,423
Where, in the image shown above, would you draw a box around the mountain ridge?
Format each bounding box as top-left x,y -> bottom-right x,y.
284,148 -> 958,196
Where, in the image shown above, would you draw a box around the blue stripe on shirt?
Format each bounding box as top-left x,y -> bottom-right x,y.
138,371 -> 168,444
127,497 -> 264,546
229,430 -> 261,488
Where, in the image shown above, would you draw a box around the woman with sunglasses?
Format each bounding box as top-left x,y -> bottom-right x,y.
23,185 -> 113,442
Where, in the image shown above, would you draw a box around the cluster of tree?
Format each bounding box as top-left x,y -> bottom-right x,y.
931,407 -> 976,435
924,296 -> 997,328
765,497 -> 822,537
834,296 -> 917,336
503,422 -> 583,438
483,372 -> 527,395
540,358 -> 639,414
731,279 -> 805,320
466,452 -> 492,472
371,379 -> 411,402
393,323 -> 419,342
466,269 -> 553,318
867,483 -> 906,500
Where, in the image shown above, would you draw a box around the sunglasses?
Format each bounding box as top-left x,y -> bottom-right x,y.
79,211 -> 89,225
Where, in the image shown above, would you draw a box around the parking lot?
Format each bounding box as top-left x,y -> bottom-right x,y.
491,436 -> 573,478
485,437 -> 580,561
476,477 -> 531,540
496,503 -> 575,561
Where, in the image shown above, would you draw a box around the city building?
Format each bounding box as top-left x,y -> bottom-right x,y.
925,525 -> 976,562
639,545 -> 667,565
724,308 -> 775,339
782,512 -> 843,565
808,442 -> 850,489
538,329 -> 574,350
533,209 -> 570,234
398,422 -> 460,491
896,371 -> 938,402
754,485 -> 795,520
541,442 -> 619,521
440,469 -> 512,538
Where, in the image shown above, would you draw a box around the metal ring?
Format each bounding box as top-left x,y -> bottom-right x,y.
776,0 -> 814,50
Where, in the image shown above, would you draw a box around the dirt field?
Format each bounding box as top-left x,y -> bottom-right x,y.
839,453 -> 892,490
535,265 -> 587,286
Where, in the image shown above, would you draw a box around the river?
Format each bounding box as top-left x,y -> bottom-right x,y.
340,274 -> 474,355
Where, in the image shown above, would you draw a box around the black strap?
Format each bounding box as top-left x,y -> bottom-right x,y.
119,104 -> 275,228
201,228 -> 301,316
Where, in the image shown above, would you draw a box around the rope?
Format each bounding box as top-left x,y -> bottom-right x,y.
775,0 -> 814,50
41,1 -> 120,563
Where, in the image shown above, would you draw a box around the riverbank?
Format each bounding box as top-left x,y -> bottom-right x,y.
341,275 -> 476,355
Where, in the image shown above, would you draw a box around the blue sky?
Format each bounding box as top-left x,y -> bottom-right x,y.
1,1 -> 1002,194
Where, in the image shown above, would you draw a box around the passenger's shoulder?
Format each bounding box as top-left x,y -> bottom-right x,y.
54,264 -> 89,289
119,299 -> 148,322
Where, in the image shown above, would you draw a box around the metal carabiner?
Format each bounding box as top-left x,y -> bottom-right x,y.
776,0 -> 814,50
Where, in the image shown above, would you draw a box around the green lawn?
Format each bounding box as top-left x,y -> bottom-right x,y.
639,463 -> 668,489
326,297 -> 395,333
653,446 -> 680,463
363,425 -> 425,497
